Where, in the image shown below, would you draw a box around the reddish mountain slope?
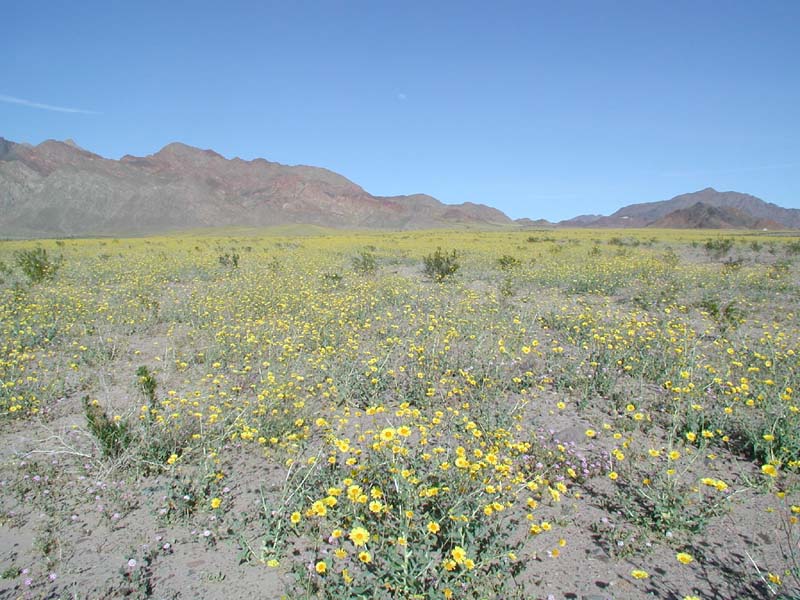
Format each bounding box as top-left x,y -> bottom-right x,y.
647,202 -> 783,229
0,138 -> 511,237
558,188 -> 798,229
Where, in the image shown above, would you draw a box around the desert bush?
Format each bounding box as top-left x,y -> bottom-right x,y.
351,248 -> 378,274
14,247 -> 62,283
496,254 -> 521,270
704,238 -> 733,258
721,257 -> 743,275
218,252 -> 239,268
608,237 -> 640,247
84,397 -> 133,458
136,366 -> 157,409
423,247 -> 460,281
698,296 -> 745,331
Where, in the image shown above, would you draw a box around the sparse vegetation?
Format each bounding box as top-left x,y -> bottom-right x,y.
423,247 -> 460,280
0,229 -> 798,599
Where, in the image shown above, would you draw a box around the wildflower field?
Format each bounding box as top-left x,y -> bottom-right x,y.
1,228 -> 799,599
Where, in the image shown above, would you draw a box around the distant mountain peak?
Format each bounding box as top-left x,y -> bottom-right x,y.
648,201 -> 783,230
152,142 -> 225,161
21,139 -> 102,166
559,188 -> 798,229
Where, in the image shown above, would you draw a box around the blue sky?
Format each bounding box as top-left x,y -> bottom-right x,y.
3,1 -> 798,221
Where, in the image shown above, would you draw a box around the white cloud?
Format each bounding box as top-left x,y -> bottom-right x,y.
0,93 -> 99,114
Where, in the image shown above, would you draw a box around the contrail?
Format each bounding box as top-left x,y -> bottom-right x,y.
0,93 -> 100,114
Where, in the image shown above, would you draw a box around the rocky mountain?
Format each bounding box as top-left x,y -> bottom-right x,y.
0,137 -> 512,237
559,188 -> 799,229
647,202 -> 783,230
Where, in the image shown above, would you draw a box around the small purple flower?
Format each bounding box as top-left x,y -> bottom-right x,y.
24,578 -> 32,586
49,572 -> 57,581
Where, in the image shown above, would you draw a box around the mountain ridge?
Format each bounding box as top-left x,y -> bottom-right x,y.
0,137 -> 512,237
1,137 -> 797,237
558,188 -> 799,229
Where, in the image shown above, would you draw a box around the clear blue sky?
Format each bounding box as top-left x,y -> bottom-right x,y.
3,1 -> 798,221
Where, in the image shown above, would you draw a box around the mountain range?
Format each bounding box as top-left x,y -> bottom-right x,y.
0,137 -> 797,237
0,137 -> 511,237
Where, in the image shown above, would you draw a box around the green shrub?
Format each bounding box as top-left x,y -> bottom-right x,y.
704,238 -> 733,258
423,248 -> 460,281
136,366 -> 157,408
352,249 -> 378,274
496,254 -> 521,270
84,397 -> 132,458
218,252 -> 239,268
14,247 -> 62,283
